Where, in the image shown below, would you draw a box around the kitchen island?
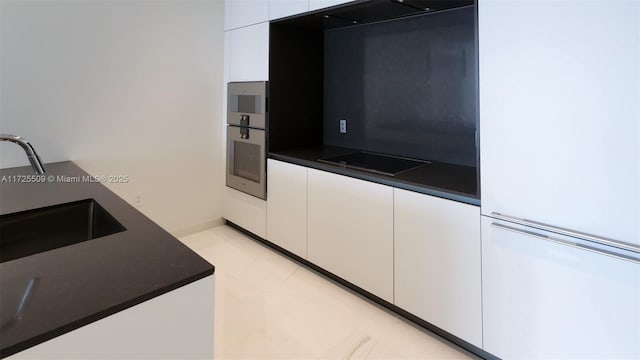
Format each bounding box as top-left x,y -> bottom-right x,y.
0,161 -> 214,359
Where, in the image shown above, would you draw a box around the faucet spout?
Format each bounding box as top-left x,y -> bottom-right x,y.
0,134 -> 46,174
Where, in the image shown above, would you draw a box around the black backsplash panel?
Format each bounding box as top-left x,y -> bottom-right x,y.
323,7 -> 477,167
269,21 -> 324,152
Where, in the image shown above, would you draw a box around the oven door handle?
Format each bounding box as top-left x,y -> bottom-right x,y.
240,127 -> 249,139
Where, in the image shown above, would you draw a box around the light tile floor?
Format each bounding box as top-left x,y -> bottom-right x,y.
180,225 -> 476,360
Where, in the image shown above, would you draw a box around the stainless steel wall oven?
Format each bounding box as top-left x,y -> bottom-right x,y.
226,81 -> 268,200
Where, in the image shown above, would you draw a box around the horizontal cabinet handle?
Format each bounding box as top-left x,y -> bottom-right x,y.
490,222 -> 640,265
490,212 -> 640,254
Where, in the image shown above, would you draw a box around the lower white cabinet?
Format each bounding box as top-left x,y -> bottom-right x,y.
266,159 -> 307,258
482,217 -> 640,359
394,189 -> 482,348
307,168 -> 394,302
223,186 -> 267,238
9,276 -> 215,359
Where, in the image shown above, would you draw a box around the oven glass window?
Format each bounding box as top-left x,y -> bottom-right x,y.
233,141 -> 260,183
231,95 -> 261,114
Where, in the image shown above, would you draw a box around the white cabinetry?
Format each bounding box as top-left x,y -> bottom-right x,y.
223,187 -> 267,238
480,1 -> 640,357
482,218 -> 640,359
223,7 -> 269,234
309,0 -> 353,11
394,189 -> 482,348
479,0 -> 640,244
266,159 -> 307,258
9,276 -> 215,359
225,0 -> 269,30
307,168 -> 393,302
270,0 -> 309,20
225,0 -> 350,25
226,22 -> 269,82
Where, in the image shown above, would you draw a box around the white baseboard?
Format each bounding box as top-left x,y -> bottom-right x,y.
171,217 -> 225,238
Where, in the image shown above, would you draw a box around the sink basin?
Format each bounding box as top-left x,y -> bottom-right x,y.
0,199 -> 125,263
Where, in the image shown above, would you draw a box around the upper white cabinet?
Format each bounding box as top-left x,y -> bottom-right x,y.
225,0 -> 269,30
482,217 -> 640,359
479,0 -> 640,244
226,22 -> 269,82
308,0 -> 353,11
307,168 -> 394,302
270,0 -> 309,20
394,189 -> 482,348
266,159 -> 308,258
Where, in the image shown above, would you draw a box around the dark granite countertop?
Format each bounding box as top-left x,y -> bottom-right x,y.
270,146 -> 480,205
0,161 -> 214,358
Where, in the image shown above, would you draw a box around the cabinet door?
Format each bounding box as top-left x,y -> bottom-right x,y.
227,23 -> 269,82
225,0 -> 269,30
482,217 -> 640,359
479,0 -> 640,244
266,159 -> 307,258
308,0 -> 353,11
394,189 -> 482,348
223,187 -> 267,238
307,169 -> 393,302
270,0 -> 308,20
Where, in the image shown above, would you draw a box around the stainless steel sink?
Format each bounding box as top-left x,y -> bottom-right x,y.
0,199 -> 125,263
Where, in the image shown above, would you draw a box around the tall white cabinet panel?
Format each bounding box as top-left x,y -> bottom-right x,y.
225,0 -> 269,30
479,0 -> 640,244
307,169 -> 394,302
223,187 -> 267,238
482,217 -> 640,359
270,0 -> 309,20
266,159 -> 307,258
226,23 -> 269,82
308,0 -> 353,11
394,189 -> 482,348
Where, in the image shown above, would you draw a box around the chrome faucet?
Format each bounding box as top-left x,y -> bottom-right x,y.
0,134 -> 46,174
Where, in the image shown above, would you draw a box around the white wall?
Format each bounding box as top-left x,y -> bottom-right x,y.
0,0 -> 225,235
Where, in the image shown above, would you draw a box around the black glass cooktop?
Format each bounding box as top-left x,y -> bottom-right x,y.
319,151 -> 430,176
